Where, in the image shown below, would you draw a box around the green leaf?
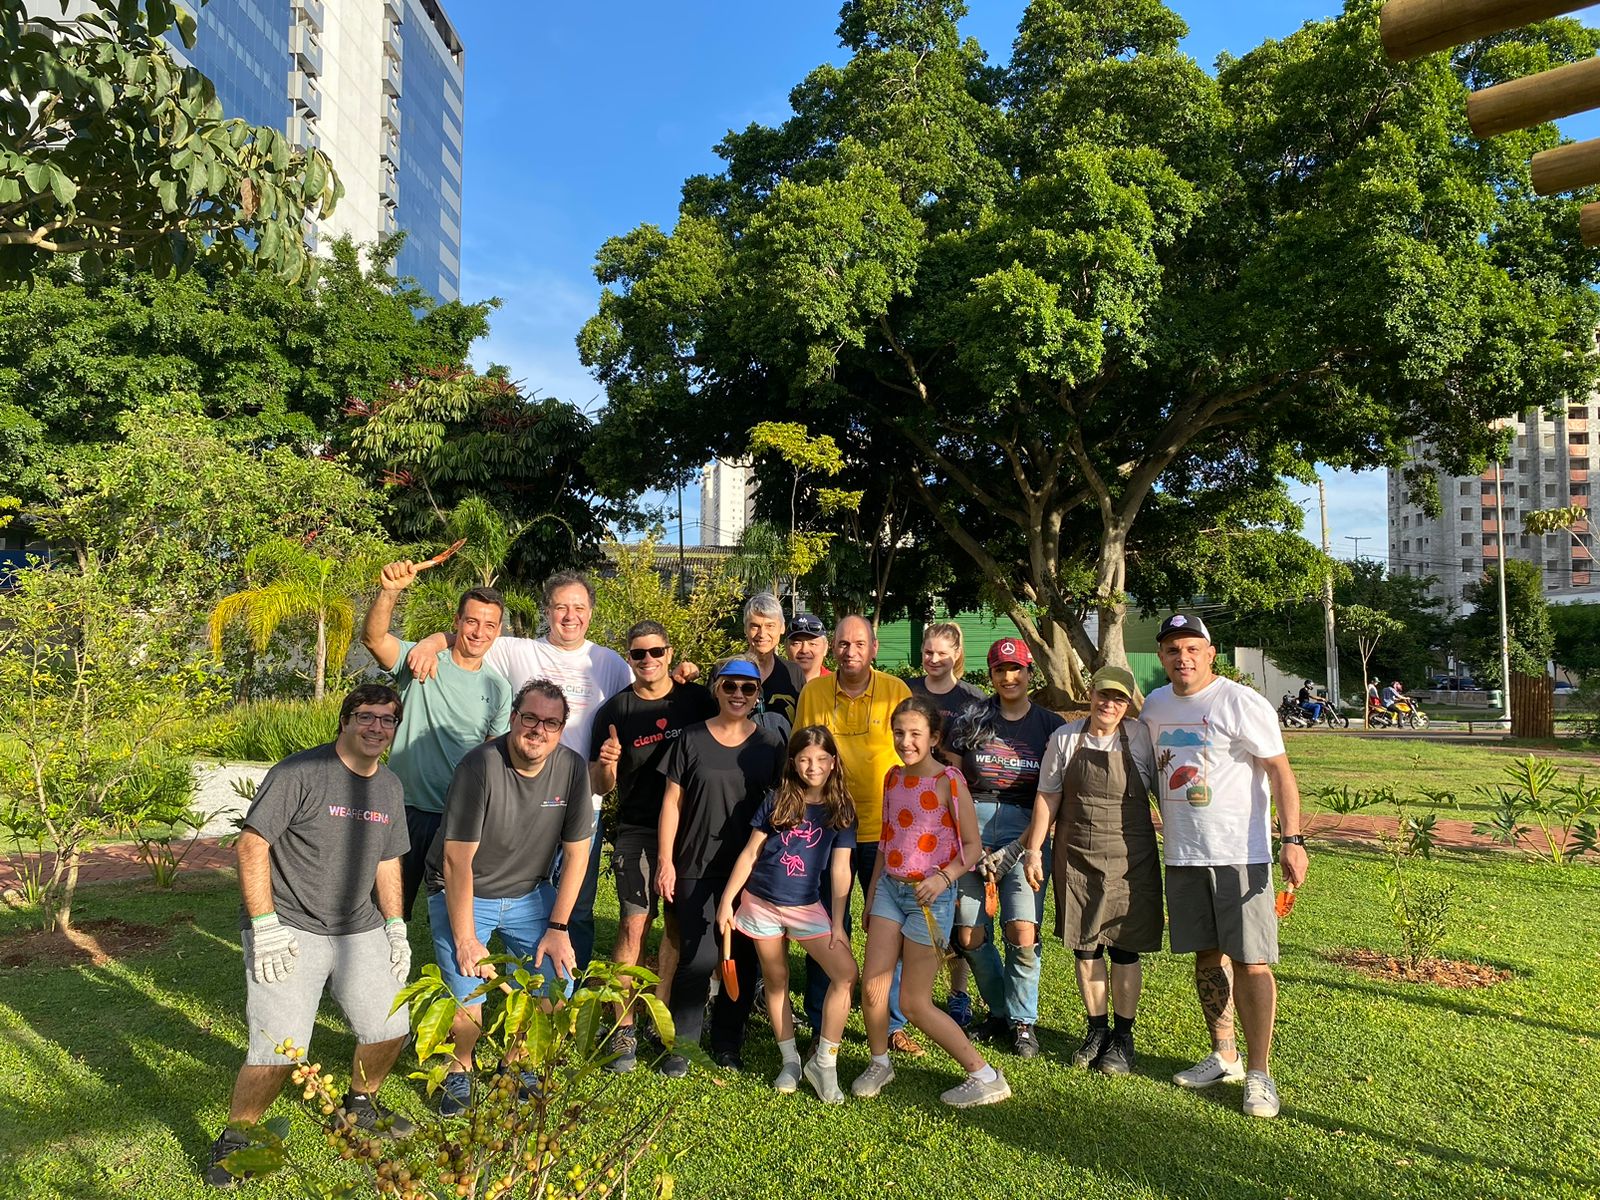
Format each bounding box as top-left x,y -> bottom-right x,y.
174,4 -> 197,48
156,177 -> 178,213
48,167 -> 76,205
220,1146 -> 284,1175
260,1116 -> 290,1143
413,995 -> 456,1061
23,162 -> 50,194
638,993 -> 675,1048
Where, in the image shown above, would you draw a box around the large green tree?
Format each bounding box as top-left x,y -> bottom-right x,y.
1456,559 -> 1555,685
579,0 -> 1600,698
1,0 -> 340,284
0,237 -> 493,504
1550,603 -> 1600,679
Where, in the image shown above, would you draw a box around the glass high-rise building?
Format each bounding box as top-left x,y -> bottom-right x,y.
41,0 -> 467,301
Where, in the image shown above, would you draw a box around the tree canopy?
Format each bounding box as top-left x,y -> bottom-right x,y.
1457,559 -> 1554,685
579,0 -> 1600,697
1,0 -> 340,283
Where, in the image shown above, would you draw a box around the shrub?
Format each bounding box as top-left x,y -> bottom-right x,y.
199,697 -> 344,763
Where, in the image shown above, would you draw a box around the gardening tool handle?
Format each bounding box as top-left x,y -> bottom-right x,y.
722,924 -> 731,962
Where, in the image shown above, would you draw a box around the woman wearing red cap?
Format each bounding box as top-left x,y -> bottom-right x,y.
947,637 -> 1065,1059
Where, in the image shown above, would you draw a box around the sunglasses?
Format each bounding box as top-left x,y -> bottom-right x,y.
717,680 -> 760,697
628,645 -> 669,661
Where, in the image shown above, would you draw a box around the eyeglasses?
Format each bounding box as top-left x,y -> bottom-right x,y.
351,712 -> 400,729
629,645 -> 669,661
717,680 -> 760,697
514,711 -> 565,734
1094,691 -> 1131,705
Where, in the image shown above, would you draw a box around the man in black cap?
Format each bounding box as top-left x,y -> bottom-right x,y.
785,612 -> 830,685
1140,613 -> 1307,1120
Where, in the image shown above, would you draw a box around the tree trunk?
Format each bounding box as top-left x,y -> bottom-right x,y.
48,851 -> 80,933
314,612 -> 327,702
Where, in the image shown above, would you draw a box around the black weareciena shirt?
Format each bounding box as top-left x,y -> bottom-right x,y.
589,681 -> 719,830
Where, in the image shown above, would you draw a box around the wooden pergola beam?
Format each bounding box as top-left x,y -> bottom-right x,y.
1468,55 -> 1600,138
1381,0 -> 1594,62
1532,137 -> 1600,194
1580,202 -> 1600,247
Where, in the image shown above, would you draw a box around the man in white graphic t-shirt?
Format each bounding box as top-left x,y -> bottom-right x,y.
408,570 -> 632,971
1139,612 -> 1307,1121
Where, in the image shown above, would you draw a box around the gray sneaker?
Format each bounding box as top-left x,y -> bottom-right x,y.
772,1059 -> 802,1094
939,1067 -> 1011,1108
604,1025 -> 639,1074
850,1059 -> 896,1098
803,1055 -> 845,1105
1242,1070 -> 1281,1118
1172,1051 -> 1246,1089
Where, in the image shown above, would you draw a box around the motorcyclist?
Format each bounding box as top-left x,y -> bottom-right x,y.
1296,680 -> 1324,723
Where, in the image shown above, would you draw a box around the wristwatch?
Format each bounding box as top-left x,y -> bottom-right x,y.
1280,834 -> 1306,847
547,920 -> 570,932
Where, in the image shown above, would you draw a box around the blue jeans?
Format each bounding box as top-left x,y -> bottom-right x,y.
427,888 -> 569,1003
953,800 -> 1047,1026
805,841 -> 906,1035
546,812 -> 603,973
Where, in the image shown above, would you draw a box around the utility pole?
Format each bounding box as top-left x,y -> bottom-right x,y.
1319,480 -> 1341,706
676,480 -> 687,601
1495,463 -> 1513,724
1345,535 -> 1370,561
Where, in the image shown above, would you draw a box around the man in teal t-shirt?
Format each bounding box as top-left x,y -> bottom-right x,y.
361,559 -> 514,916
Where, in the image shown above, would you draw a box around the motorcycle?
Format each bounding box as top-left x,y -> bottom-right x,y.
1366,699 -> 1427,729
1278,694 -> 1312,729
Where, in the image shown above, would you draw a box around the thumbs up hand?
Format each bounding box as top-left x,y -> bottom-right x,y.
598,724 -> 622,767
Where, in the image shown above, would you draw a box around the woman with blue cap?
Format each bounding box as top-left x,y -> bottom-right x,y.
655,657 -> 787,1076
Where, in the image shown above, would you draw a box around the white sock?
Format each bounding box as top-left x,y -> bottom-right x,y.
778,1038 -> 800,1065
871,1053 -> 890,1068
817,1038 -> 840,1063
969,1063 -> 998,1083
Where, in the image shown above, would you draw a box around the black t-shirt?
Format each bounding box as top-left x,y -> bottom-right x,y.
760,655 -> 806,730
241,743 -> 409,936
959,703 -> 1067,807
424,738 -> 595,898
590,682 -> 719,830
909,677 -> 987,730
660,722 -> 786,881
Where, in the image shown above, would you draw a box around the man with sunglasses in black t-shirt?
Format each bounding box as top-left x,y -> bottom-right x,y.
589,620 -> 718,1072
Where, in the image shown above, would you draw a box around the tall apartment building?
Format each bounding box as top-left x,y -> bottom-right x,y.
699,458 -> 757,547
1387,401 -> 1596,605
38,0 -> 466,301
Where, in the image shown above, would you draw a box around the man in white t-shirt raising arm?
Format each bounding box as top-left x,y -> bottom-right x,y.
408,570 -> 633,972
1140,613 -> 1308,1120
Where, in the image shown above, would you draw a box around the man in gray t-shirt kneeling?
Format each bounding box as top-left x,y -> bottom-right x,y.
425,678 -> 595,1115
205,685 -> 414,1189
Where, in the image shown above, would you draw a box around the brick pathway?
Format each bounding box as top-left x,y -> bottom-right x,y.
0,812 -> 1523,895
0,838 -> 234,892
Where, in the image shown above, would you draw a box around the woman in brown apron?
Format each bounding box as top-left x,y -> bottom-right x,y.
1020,665 -> 1162,1076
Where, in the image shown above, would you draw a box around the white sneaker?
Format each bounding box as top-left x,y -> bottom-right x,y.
803,1055 -> 845,1105
772,1060 -> 802,1094
1242,1070 -> 1281,1118
1172,1051 -> 1246,1089
850,1060 -> 895,1098
939,1067 -> 1011,1108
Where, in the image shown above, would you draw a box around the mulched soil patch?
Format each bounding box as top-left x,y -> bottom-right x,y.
1325,947 -> 1511,989
0,915 -> 183,969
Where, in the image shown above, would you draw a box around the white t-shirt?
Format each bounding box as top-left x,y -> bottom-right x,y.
1038,718 -> 1157,795
1138,677 -> 1285,867
484,637 -> 633,758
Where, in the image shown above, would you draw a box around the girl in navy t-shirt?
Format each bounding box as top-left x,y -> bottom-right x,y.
717,725 -> 858,1103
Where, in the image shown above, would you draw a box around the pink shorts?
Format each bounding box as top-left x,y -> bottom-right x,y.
734,892 -> 833,941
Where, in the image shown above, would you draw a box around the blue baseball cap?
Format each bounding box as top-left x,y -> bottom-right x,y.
714,658 -> 761,680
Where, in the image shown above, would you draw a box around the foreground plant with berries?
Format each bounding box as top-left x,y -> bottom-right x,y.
220,959 -> 677,1198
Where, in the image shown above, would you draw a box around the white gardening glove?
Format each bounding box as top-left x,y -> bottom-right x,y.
249,913 -> 299,984
385,918 -> 411,982
977,839 -> 1025,881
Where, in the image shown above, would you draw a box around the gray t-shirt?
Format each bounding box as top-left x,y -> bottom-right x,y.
424,738 -> 595,899
240,743 -> 409,937
388,639 -> 514,814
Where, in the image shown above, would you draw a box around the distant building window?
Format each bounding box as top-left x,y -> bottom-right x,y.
1460,481 -> 1472,495
1571,406 -> 1587,421
1548,483 -> 1558,496
1520,534 -> 1531,548
1574,483 -> 1590,497
1462,533 -> 1473,546
1461,507 -> 1473,520
1543,431 -> 1557,448
1461,557 -> 1474,571
1574,433 -> 1590,446
1574,458 -> 1591,471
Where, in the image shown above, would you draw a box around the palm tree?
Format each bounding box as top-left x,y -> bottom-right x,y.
209,538 -> 379,700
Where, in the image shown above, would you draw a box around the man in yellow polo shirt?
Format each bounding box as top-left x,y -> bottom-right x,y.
794,615 -> 919,1054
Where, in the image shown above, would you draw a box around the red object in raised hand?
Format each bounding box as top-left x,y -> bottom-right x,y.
1275,885 -> 1297,919
719,925 -> 740,1002
418,537 -> 467,570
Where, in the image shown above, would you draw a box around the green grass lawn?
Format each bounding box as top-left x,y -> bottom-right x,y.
1,843 -> 1597,1200
1285,734 -> 1600,815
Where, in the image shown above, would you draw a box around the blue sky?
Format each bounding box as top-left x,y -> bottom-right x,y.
442,0 -> 1600,558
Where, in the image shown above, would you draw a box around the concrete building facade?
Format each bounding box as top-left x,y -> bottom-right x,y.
699,458 -> 757,547
37,0 -> 466,300
1388,401 -> 1596,605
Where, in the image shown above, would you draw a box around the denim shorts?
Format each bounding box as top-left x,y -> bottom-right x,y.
427,888 -> 570,1003
734,892 -> 832,941
869,874 -> 956,948
954,800 -> 1048,928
